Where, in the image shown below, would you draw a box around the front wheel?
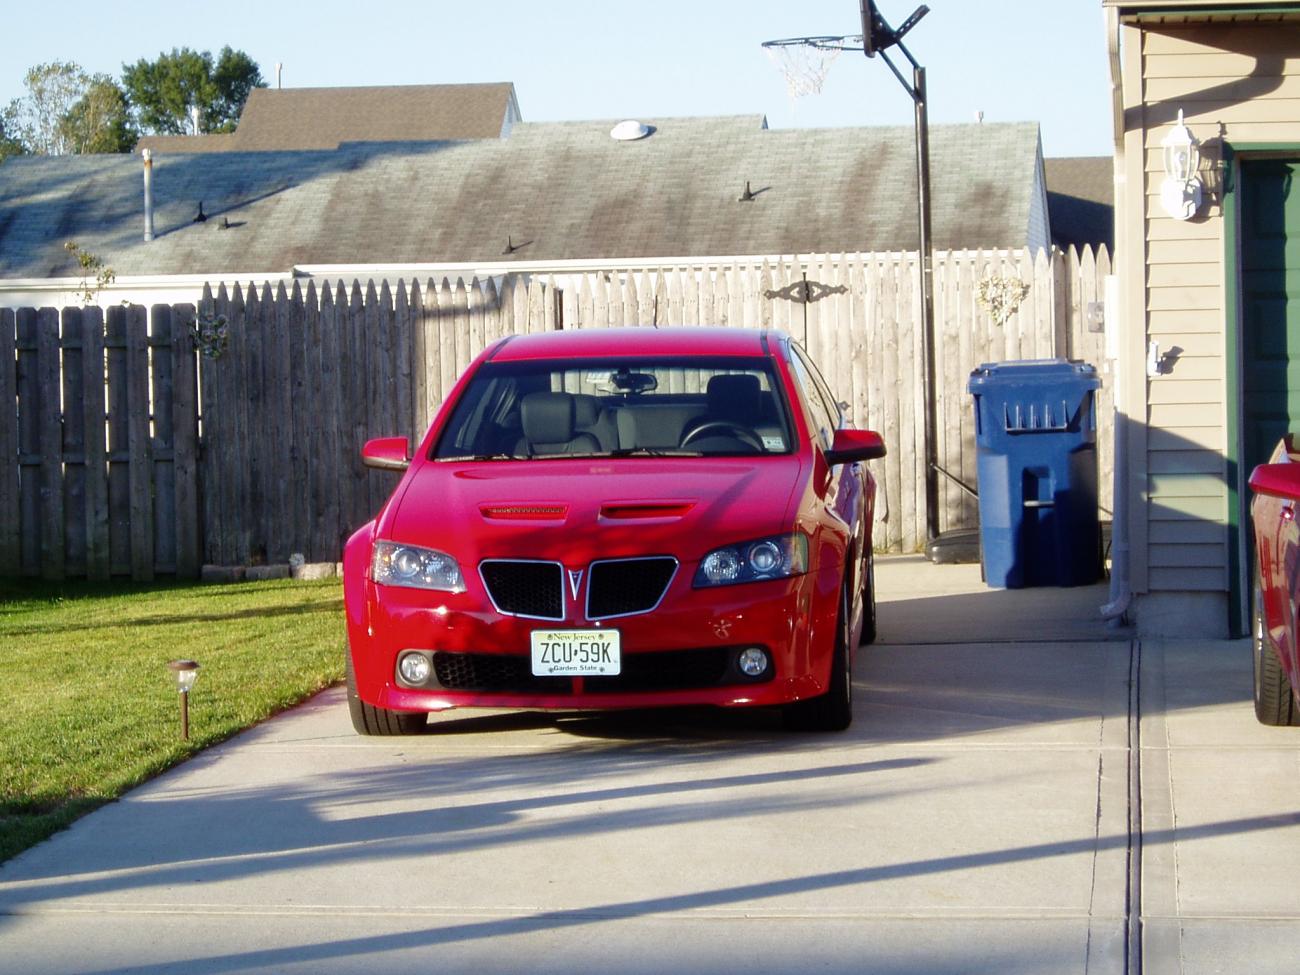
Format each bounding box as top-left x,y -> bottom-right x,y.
859,550 -> 877,646
784,584 -> 853,732
1253,575 -> 1300,727
346,652 -> 427,735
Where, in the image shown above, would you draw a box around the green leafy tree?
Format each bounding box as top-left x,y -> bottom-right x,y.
58,78 -> 137,154
0,111 -> 26,163
121,46 -> 264,135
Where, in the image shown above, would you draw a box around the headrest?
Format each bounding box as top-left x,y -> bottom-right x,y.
521,391 -> 575,444
573,394 -> 602,430
706,374 -> 762,421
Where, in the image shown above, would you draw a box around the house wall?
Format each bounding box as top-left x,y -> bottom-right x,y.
1121,19 -> 1300,636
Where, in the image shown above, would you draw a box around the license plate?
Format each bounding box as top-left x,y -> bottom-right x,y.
530,629 -> 621,676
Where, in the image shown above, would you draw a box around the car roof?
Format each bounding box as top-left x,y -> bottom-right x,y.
488,326 -> 782,362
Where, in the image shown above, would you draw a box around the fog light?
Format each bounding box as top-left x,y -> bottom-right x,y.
737,647 -> 769,678
398,652 -> 431,685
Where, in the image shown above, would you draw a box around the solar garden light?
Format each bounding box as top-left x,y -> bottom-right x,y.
167,659 -> 200,741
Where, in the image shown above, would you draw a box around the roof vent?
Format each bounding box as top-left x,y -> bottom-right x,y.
610,120 -> 653,142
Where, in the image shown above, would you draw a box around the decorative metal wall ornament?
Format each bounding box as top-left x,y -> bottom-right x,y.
763,279 -> 849,304
975,272 -> 1031,327
192,312 -> 230,359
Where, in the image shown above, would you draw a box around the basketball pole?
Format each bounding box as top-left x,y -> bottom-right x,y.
764,4 -> 960,558
861,3 -> 941,551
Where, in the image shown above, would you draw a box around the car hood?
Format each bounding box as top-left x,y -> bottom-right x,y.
385,456 -> 807,563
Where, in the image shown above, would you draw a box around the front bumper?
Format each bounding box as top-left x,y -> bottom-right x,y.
347,568 -> 840,713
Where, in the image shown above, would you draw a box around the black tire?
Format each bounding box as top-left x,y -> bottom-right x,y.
1253,575 -> 1300,727
784,583 -> 853,732
859,550 -> 877,646
346,651 -> 427,736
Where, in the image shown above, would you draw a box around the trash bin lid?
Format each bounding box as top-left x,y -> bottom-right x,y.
968,358 -> 1099,394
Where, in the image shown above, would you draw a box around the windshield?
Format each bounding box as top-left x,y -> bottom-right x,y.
433,355 -> 794,460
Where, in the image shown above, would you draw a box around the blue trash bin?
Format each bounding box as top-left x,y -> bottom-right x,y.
968,359 -> 1101,588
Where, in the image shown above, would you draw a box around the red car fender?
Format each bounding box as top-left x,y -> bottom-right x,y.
343,521 -> 382,698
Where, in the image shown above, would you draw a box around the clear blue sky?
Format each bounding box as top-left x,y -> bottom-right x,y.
3,1 -> 1114,157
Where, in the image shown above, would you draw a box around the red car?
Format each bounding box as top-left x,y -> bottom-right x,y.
343,327 -> 885,735
1249,437 -> 1300,726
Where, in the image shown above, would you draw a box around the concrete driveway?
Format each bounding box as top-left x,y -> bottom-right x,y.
1,556 -> 1298,974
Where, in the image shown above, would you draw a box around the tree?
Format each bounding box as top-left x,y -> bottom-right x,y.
5,62 -> 91,155
0,112 -> 26,163
121,46 -> 264,135
58,78 -> 137,154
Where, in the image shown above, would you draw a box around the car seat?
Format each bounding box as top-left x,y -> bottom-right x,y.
517,392 -> 602,456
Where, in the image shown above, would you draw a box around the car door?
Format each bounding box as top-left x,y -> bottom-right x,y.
787,343 -> 866,591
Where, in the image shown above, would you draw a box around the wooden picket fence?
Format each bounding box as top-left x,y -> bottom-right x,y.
0,247 -> 1111,580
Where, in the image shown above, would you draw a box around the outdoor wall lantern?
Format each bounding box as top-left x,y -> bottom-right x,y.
1160,109 -> 1203,221
167,659 -> 201,741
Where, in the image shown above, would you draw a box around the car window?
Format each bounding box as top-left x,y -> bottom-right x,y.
791,343 -> 844,430
787,348 -> 836,451
433,356 -> 795,459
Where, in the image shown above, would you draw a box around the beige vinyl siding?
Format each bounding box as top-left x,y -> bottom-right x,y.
1137,23 -> 1300,596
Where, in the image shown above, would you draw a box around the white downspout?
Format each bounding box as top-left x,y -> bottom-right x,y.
1101,5 -> 1131,624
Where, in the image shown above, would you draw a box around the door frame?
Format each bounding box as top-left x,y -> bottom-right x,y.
1225,143 -> 1300,637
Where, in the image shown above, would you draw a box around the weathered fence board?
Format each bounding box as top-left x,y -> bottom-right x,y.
0,310 -> 17,575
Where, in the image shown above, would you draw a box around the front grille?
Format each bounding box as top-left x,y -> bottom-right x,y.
431,652 -> 569,693
586,647 -> 735,692
586,557 -> 678,620
479,560 -> 564,620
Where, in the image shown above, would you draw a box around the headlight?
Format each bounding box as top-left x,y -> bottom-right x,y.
371,541 -> 466,592
693,533 -> 808,588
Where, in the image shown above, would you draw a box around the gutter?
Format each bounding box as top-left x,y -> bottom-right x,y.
1101,4 -> 1132,625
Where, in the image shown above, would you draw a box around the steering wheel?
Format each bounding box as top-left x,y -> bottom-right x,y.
679,421 -> 764,451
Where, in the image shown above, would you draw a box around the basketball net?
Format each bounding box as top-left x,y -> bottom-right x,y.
764,43 -> 842,103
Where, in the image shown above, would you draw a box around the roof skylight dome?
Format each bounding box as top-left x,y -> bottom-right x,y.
610,120 -> 652,141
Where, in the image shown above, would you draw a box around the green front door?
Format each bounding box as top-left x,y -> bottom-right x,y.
1236,158 -> 1300,633
1241,160 -> 1300,473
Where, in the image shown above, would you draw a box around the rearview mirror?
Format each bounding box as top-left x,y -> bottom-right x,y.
362,437 -> 410,471
1249,461 -> 1300,501
824,429 -> 887,466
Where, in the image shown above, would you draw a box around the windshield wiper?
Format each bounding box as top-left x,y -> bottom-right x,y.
608,447 -> 705,458
437,453 -> 525,462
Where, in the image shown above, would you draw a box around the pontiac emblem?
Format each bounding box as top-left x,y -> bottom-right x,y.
568,569 -> 584,600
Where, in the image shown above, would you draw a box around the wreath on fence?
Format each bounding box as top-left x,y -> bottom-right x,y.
192,313 -> 229,359
976,272 -> 1031,328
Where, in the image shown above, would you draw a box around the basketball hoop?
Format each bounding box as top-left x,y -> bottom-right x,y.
761,36 -> 864,102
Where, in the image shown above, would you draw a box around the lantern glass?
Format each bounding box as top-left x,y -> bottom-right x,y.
1162,111 -> 1200,183
168,659 -> 200,694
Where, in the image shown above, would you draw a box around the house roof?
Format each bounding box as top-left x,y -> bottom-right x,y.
1044,156 -> 1113,250
0,116 -> 1044,279
135,83 -> 520,153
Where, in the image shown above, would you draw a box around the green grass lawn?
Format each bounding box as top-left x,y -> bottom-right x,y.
0,576 -> 346,864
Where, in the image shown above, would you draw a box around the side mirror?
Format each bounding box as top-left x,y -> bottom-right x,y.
1249,461 -> 1300,501
824,429 -> 887,466
362,437 -> 410,471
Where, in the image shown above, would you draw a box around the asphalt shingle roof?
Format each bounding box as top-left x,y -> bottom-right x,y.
135,83 -> 519,154
0,116 -> 1042,279
1044,156 -> 1113,250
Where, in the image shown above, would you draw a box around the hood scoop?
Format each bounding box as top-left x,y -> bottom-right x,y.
479,503 -> 569,521
599,501 -> 696,521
